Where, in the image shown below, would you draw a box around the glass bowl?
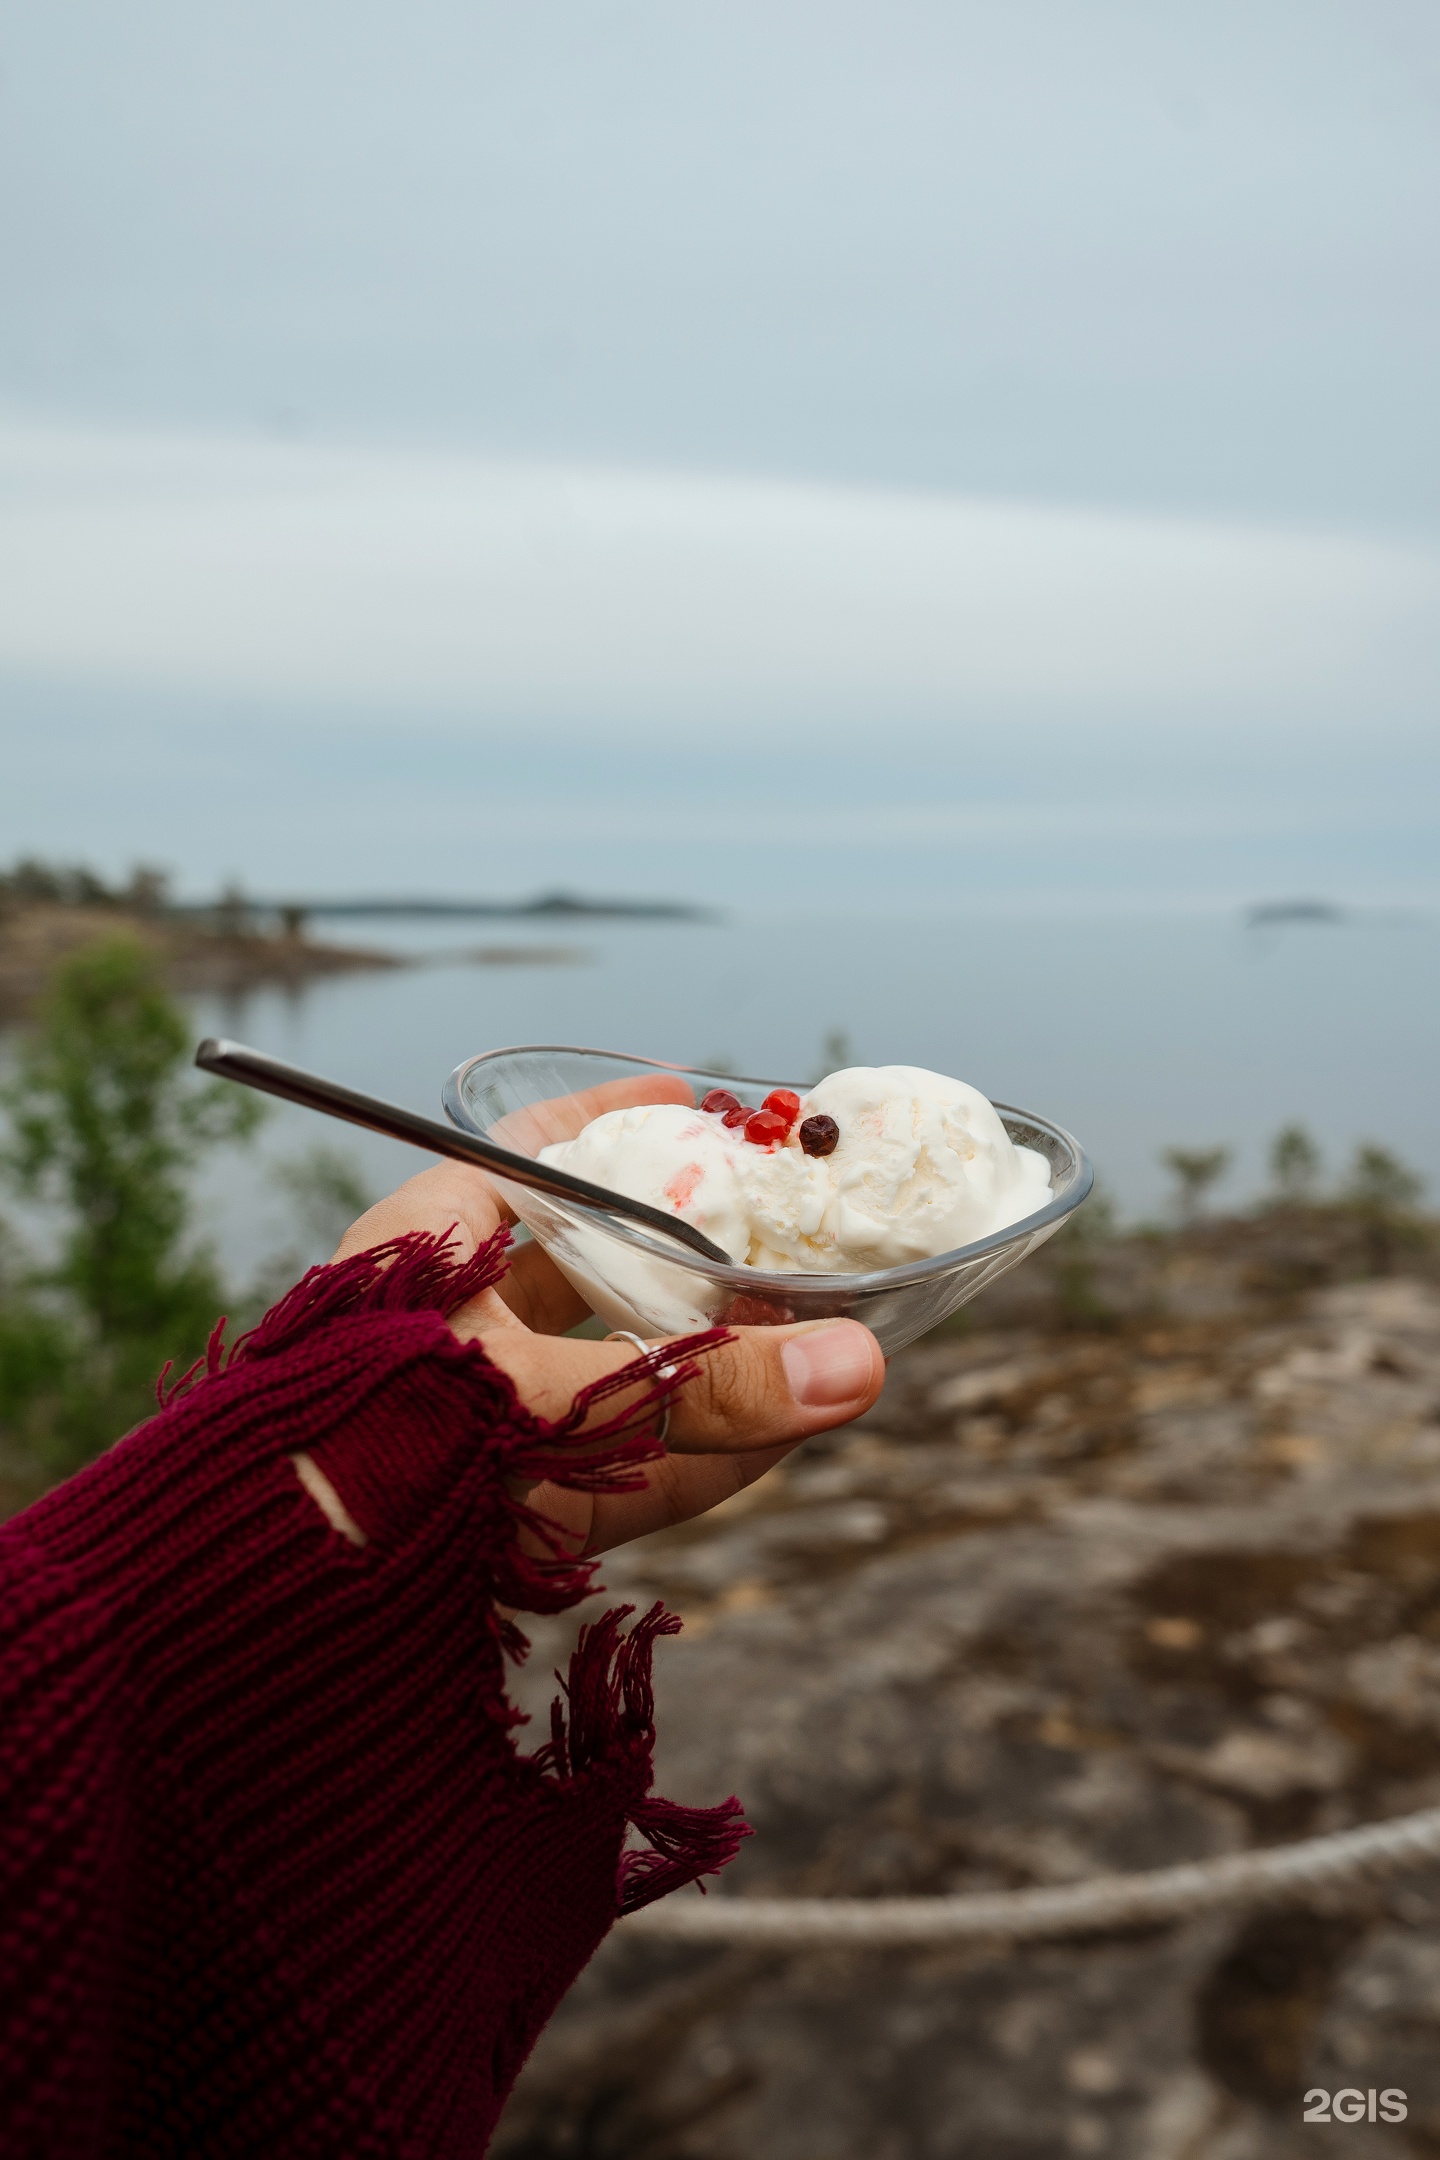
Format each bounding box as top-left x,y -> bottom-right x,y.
443,1046 -> 1093,1356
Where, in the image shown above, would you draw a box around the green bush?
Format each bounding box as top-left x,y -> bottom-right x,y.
1161,1145 -> 1231,1224
0,936 -> 263,1475
1268,1124 -> 1323,1206
1344,1143 -> 1426,1277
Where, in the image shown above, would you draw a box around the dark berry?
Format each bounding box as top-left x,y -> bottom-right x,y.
745,1108 -> 789,1148
701,1088 -> 741,1116
721,1103 -> 750,1129
799,1114 -> 839,1157
762,1088 -> 802,1132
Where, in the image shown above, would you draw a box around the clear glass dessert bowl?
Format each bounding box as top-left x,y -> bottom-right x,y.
443,1046 -> 1094,1356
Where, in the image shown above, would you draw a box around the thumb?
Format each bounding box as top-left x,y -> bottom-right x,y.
481,1316 -> 884,1455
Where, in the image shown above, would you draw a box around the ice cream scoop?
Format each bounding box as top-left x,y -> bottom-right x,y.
533,1099 -> 756,1263
538,1064 -> 1052,1275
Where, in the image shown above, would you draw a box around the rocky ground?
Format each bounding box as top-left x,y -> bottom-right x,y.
494,1217 -> 1440,2160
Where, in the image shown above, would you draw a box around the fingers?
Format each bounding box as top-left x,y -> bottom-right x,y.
328,1081 -> 697,1334
328,1159 -> 602,1335
489,1072 -> 694,1155
478,1316 -> 883,1455
331,1161 -> 509,1266
489,1240 -> 594,1335
586,1440 -> 800,1550
664,1322 -> 882,1452
520,1441 -> 801,1558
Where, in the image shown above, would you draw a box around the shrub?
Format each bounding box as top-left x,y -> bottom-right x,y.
0,936 -> 262,1474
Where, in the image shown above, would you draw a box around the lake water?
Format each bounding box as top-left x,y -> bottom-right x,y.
182,905 -> 1440,1283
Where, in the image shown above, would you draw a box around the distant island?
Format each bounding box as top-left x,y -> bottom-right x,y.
1243,898 -> 1346,930
166,888 -> 716,933
1242,898 -> 1427,935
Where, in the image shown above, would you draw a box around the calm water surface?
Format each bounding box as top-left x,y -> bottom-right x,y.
183,907 -> 1440,1282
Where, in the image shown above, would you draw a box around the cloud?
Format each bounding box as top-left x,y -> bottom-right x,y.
2,414 -> 1437,730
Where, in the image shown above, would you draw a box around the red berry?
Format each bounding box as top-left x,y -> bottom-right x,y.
799,1114 -> 840,1157
701,1088 -> 741,1116
762,1088 -> 802,1132
745,1108 -> 789,1148
721,1103 -> 750,1129
720,1292 -> 795,1326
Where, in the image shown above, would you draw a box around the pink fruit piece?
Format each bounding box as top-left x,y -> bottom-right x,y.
664,1162 -> 704,1209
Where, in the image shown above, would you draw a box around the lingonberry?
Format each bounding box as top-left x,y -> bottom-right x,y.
701,1089 -> 741,1116
721,1103 -> 750,1129
799,1114 -> 840,1157
761,1089 -> 802,1132
745,1108 -> 789,1148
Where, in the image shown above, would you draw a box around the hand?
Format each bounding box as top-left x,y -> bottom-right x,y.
328,1152 -> 883,1556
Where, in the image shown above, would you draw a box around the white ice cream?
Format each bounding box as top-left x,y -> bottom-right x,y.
538,1064 -> 1052,1275
535,1100 -> 755,1261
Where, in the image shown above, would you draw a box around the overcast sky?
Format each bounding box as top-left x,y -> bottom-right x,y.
5,0 -> 1439,525
2,1 -> 1438,907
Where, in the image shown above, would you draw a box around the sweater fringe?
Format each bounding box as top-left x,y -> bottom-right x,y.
535,1602 -> 752,1912
242,1223 -> 520,1362
151,1230 -> 750,1911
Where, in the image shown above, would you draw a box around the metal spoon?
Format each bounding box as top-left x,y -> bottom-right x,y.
193,1037 -> 732,1266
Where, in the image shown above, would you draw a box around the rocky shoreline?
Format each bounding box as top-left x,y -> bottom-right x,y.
496,1216 -> 1440,2159
0,902 -> 402,1021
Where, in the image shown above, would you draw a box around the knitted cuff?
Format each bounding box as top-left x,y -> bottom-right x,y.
305,1367 -> 475,1549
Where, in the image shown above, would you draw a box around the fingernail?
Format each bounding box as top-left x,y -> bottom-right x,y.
781,1322 -> 875,1407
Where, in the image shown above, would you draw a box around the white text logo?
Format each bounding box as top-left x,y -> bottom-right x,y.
1304,2090 -> 1407,2125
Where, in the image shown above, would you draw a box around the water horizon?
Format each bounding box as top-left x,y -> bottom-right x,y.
158,900 -> 1440,1288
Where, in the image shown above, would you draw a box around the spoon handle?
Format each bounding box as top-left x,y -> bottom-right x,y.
193,1037 -> 730,1266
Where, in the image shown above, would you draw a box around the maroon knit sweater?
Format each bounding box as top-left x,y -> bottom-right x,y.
0,1230 -> 747,2158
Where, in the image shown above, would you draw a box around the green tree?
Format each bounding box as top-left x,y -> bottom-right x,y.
0,936 -> 263,1469
1269,1123 -> 1322,1205
1345,1143 -> 1424,1276
1162,1145 -> 1231,1225
0,1220 -> 71,1456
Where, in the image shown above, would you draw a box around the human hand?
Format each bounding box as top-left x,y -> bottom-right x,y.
322,1131 -> 882,1556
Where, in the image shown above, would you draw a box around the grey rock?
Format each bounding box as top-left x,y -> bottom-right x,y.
495,1265 -> 1440,2159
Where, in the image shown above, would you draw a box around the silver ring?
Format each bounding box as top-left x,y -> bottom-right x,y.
604,1329 -> 677,1445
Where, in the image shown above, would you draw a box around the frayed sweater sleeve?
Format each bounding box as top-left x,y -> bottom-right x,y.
0,1231 -> 746,2160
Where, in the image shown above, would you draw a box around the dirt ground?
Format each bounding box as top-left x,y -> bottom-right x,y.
494,1218 -> 1440,2160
